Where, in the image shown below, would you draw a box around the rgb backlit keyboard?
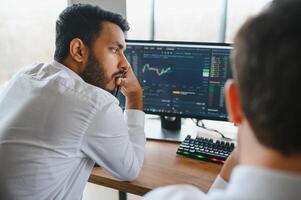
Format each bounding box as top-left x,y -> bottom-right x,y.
176,135 -> 235,164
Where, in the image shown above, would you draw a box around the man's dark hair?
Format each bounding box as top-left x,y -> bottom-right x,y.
54,4 -> 129,62
233,0 -> 301,154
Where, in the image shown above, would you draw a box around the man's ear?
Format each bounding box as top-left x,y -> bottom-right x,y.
225,79 -> 243,124
69,38 -> 87,63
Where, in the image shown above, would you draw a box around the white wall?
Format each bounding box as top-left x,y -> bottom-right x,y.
69,0 -> 127,18
0,0 -> 66,85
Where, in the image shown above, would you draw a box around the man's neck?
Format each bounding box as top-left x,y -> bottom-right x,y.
244,149 -> 301,175
61,57 -> 83,75
239,120 -> 301,175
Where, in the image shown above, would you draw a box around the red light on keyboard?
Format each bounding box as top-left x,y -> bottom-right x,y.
211,157 -> 225,164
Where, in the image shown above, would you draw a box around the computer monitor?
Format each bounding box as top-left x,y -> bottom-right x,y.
119,40 -> 232,131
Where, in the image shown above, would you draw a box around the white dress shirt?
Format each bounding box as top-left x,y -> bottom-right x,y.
143,166 -> 301,200
0,61 -> 146,200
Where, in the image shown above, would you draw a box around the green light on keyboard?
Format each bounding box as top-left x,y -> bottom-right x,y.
197,155 -> 204,159
183,151 -> 189,155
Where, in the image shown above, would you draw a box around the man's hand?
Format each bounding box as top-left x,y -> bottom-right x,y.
219,147 -> 239,182
116,65 -> 143,110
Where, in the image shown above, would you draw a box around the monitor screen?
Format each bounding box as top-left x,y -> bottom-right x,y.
120,40 -> 232,121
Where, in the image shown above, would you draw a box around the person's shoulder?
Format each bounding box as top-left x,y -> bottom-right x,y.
20,61 -> 118,107
45,61 -> 118,108
11,62 -> 44,77
74,82 -> 118,108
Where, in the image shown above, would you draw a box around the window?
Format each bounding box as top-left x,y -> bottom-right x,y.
154,0 -> 223,42
226,0 -> 272,42
126,0 -> 153,40
126,0 -> 272,43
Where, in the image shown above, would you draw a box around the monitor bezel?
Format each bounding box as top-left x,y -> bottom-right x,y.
124,39 -> 233,121
125,39 -> 232,49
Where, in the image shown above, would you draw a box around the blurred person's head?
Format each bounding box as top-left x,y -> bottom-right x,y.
54,4 -> 130,92
225,0 -> 301,164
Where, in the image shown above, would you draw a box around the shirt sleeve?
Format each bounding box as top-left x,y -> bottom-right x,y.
80,101 -> 146,181
143,184 -> 207,200
208,175 -> 228,193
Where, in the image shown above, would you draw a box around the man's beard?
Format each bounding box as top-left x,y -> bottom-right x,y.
80,52 -> 114,93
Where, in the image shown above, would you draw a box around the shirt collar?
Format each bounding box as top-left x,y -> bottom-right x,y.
51,60 -> 84,82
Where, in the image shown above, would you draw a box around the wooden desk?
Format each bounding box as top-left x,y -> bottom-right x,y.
89,139 -> 222,196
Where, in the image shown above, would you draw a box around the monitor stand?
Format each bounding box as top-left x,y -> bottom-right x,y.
145,115 -> 198,142
161,116 -> 181,131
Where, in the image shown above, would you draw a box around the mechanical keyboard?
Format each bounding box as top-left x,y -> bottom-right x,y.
176,135 -> 235,164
